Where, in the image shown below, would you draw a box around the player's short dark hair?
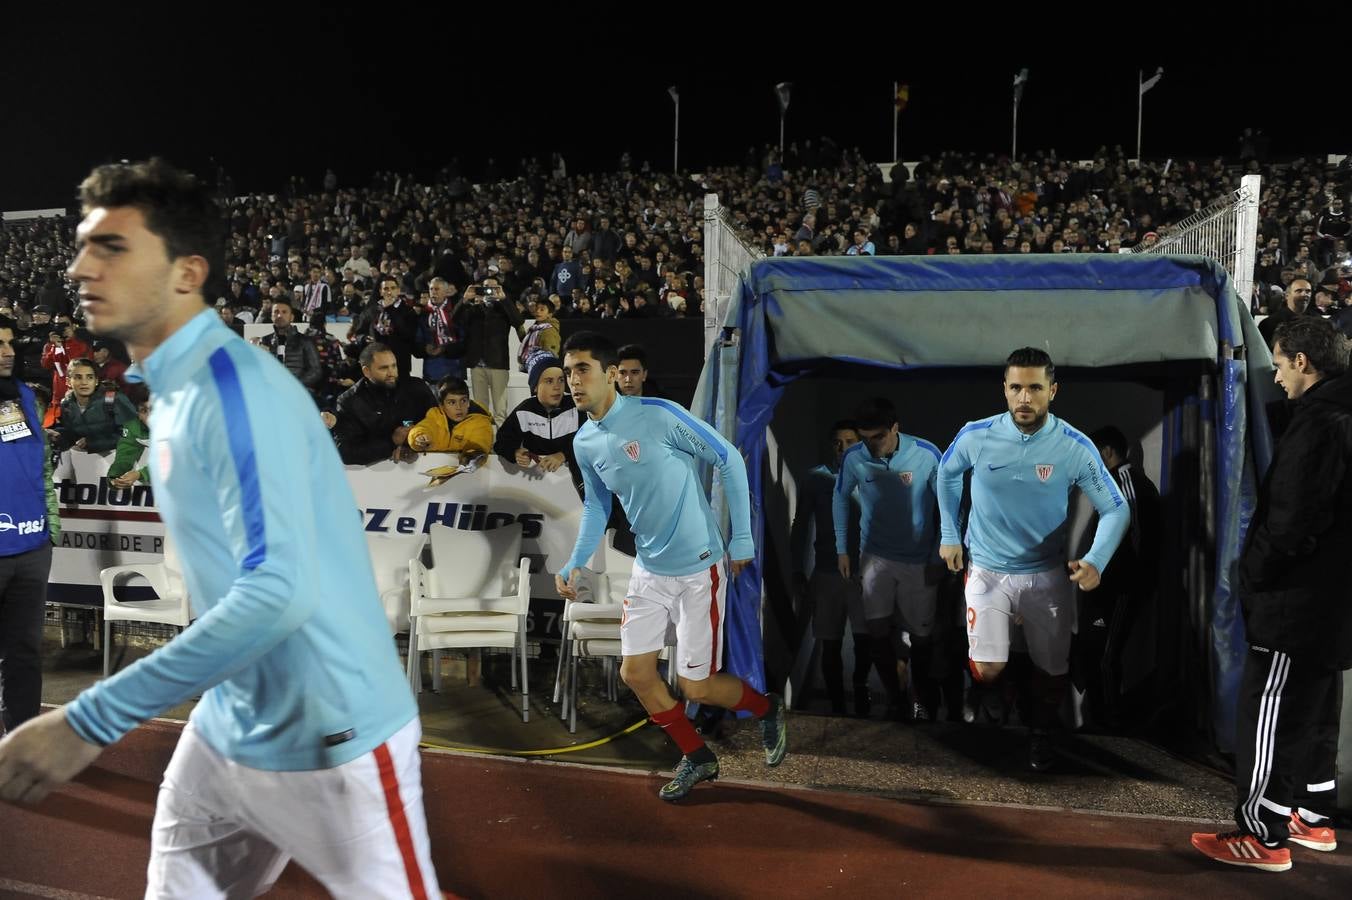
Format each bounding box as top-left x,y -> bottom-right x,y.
1005,347 -> 1056,383
853,397 -> 897,431
617,343 -> 648,369
1273,316 -> 1348,377
78,158 -> 226,303
359,342 -> 393,368
437,377 -> 470,401
1089,426 -> 1128,460
830,419 -> 860,436
562,331 -> 619,369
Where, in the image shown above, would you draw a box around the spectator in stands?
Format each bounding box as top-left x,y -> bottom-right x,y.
301,265 -> 332,318
218,303 -> 245,336
48,358 -> 137,453
332,343 -> 435,465
451,278 -> 522,427
343,245 -> 372,282
550,246 -> 582,299
40,315 -> 91,417
360,275 -> 419,377
417,277 -> 464,382
845,228 -> 876,257
107,398 -> 152,489
516,297 -> 561,371
494,352 -> 585,486
304,311 -> 349,409
407,377 -> 492,458
90,340 -> 128,389
1260,278 -> 1314,349
256,298 -> 323,396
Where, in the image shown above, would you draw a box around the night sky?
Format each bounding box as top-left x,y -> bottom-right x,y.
3,8 -> 1346,210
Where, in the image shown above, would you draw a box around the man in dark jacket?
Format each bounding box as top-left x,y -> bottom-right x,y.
353,276 -> 419,377
493,352 -> 584,491
256,299 -> 322,396
1192,316 -> 1352,871
332,343 -> 435,466
451,278 -> 522,427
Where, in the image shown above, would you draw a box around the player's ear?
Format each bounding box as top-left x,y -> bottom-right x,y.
1049,381 -> 1059,402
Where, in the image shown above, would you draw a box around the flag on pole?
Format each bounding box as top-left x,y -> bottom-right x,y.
895,83 -> 909,112
1013,68 -> 1028,104
1140,67 -> 1163,96
668,86 -> 679,104
775,82 -> 792,113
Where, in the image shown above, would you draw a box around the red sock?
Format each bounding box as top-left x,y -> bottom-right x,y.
732,682 -> 770,718
651,703 -> 706,755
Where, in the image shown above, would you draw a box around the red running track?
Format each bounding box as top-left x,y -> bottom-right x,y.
1,719 -> 1349,899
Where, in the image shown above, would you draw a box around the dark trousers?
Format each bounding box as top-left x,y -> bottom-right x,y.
0,543 -> 52,732
1072,589 -> 1131,726
1233,644 -> 1343,844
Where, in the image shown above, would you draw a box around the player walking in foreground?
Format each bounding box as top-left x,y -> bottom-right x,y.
556,331 -> 786,801
0,160 -> 440,898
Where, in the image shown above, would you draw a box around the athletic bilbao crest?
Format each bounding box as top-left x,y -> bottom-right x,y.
622,440 -> 641,462
899,471 -> 913,486
1035,464 -> 1054,482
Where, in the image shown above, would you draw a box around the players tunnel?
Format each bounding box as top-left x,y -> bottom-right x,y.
691,253 -> 1313,766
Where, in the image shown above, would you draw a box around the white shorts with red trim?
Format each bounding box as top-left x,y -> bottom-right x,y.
145,717 -> 440,900
620,558 -> 727,680
965,564 -> 1074,675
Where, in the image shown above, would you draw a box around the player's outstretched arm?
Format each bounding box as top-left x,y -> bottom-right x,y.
937,425 -> 977,560
1073,447 -> 1130,587
559,440 -> 609,580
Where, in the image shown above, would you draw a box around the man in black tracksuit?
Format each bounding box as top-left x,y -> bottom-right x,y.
1192,316 -> 1352,871
493,352 -> 585,492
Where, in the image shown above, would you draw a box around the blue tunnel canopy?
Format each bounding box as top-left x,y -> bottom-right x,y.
694,253 -> 1277,751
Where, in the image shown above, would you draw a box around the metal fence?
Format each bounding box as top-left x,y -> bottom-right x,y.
1131,174 -> 1261,308
702,193 -> 764,357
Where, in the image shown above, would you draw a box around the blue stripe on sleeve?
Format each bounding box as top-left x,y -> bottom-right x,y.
915,438 -> 941,462
940,419 -> 993,465
1061,425 -> 1124,507
640,397 -> 727,463
209,348 -> 268,570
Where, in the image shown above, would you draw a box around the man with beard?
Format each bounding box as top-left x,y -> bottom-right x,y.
333,343 -> 435,465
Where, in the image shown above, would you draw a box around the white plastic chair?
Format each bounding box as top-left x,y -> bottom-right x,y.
556,531 -> 676,733
407,523 -> 532,722
98,539 -> 192,677
367,532 -> 429,636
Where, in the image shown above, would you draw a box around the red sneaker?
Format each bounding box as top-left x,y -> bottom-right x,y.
1289,813 -> 1337,852
1190,830 -> 1292,872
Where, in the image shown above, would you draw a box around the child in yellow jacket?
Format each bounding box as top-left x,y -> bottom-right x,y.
407,377 -> 493,458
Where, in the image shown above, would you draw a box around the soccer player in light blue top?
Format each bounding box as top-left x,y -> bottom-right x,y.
555,331 -> 786,802
790,419 -> 869,715
938,347 -> 1128,771
833,397 -> 944,720
0,161 -> 440,898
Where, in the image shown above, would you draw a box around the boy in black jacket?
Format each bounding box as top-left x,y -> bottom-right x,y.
493,352 -> 585,492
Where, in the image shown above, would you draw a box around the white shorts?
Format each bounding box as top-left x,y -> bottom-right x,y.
621,558 -> 727,681
860,553 -> 937,637
146,717 -> 440,900
965,564 -> 1074,676
810,571 -> 865,639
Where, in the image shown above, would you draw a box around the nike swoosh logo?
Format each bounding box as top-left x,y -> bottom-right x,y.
987,463 -> 1008,470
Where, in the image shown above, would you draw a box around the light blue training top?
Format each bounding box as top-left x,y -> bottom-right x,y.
66,310 -> 416,771
833,435 -> 942,564
937,412 -> 1128,575
562,394 -> 752,578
